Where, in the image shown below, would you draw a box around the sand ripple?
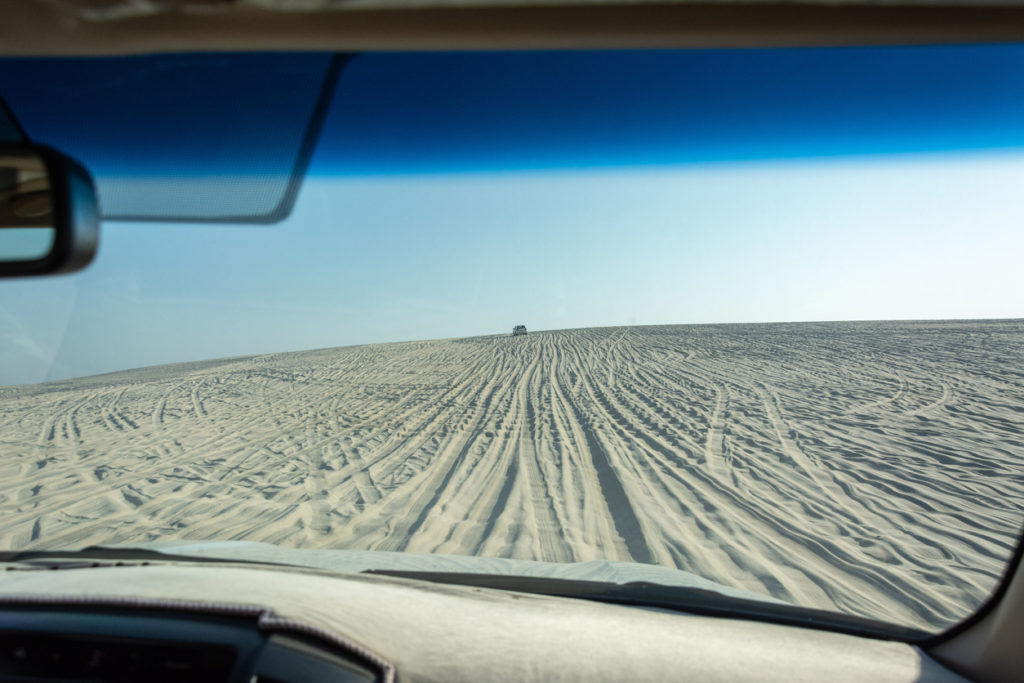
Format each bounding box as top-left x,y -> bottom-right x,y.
2,320 -> 1023,631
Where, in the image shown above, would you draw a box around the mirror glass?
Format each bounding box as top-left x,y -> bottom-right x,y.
0,152 -> 55,262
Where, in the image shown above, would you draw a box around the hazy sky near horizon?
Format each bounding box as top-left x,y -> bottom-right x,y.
3,47 -> 1024,384
2,149 -> 1024,385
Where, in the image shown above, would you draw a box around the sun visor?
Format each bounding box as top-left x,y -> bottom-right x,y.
0,53 -> 344,224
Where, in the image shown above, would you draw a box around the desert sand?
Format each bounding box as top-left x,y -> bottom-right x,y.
1,320 -> 1023,630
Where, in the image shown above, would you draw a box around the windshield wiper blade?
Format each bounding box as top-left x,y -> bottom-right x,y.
0,546 -> 291,569
363,570 -> 928,642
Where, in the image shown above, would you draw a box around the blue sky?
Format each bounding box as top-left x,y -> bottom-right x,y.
2,149 -> 1023,385
2,48 -> 1024,384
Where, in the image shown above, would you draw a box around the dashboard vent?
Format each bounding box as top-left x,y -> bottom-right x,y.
0,632 -> 236,682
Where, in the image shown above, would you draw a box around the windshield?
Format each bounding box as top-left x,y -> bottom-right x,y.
1,47 -> 1022,636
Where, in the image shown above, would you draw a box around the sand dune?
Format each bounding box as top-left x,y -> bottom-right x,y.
2,320 -> 1023,630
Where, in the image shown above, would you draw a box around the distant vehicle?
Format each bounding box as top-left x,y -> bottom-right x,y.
512,325 -> 527,336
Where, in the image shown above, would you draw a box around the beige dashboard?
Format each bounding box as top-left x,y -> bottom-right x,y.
0,563 -> 966,682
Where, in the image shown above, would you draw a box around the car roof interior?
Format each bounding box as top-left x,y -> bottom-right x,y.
5,0 -> 1024,54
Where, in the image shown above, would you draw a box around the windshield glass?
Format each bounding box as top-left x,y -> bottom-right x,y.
1,47 -> 1022,636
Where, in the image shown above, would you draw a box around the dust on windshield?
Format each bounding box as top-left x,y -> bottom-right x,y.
1,48 -> 1023,635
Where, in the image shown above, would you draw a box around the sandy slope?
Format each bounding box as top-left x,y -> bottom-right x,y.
1,320 -> 1023,630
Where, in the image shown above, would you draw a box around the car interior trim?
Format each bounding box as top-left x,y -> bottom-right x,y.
0,592 -> 396,683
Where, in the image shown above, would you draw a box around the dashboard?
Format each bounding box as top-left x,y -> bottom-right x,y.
0,607 -> 379,683
0,561 -> 968,683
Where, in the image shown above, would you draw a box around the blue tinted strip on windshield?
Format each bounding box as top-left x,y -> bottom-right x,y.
312,46 -> 1024,174
4,46 -> 1024,212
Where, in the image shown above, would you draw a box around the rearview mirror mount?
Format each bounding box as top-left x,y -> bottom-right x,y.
0,144 -> 99,277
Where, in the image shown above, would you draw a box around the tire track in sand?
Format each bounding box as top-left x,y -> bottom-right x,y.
5,321 -> 1024,632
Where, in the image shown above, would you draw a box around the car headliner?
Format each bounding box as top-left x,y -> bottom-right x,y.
5,0 -> 1024,55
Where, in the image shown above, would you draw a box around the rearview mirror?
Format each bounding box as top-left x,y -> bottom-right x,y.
0,145 -> 98,277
